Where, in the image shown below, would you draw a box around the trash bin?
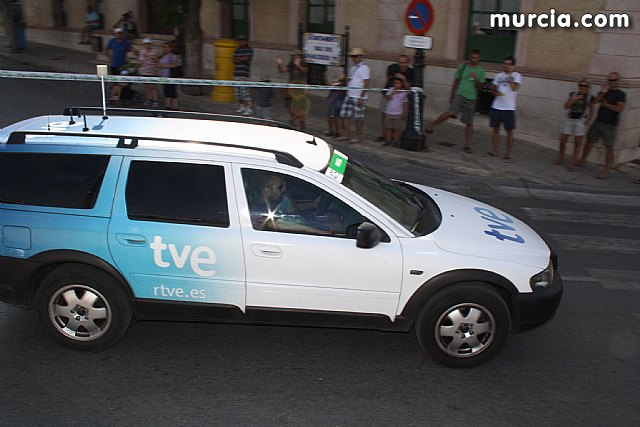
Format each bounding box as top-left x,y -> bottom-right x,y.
476,77 -> 494,115
212,38 -> 239,103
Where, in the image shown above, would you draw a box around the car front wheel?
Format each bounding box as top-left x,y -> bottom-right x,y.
35,264 -> 132,350
416,283 -> 511,368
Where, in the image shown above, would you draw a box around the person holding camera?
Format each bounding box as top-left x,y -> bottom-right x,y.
486,56 -> 522,160
558,79 -> 594,171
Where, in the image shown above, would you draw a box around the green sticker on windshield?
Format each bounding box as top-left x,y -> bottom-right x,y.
326,150 -> 348,183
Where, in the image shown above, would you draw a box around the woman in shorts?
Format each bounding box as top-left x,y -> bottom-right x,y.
555,79 -> 594,171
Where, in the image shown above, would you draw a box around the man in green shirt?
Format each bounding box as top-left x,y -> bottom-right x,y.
424,49 -> 486,152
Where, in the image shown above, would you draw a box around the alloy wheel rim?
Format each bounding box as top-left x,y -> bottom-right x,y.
48,284 -> 112,341
435,303 -> 495,358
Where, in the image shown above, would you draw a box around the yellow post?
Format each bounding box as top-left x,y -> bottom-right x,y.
212,38 -> 239,103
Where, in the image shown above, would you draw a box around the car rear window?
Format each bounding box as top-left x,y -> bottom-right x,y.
0,152 -> 109,209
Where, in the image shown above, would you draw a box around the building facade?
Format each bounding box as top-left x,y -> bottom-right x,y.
11,0 -> 640,164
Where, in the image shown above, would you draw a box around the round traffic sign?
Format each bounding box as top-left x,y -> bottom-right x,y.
405,0 -> 435,35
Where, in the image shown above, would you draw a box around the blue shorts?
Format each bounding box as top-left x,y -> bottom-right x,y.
490,108 -> 516,131
328,98 -> 344,118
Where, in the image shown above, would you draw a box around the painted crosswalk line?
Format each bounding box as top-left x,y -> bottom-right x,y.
521,208 -> 640,228
549,234 -> 640,254
498,187 -> 640,207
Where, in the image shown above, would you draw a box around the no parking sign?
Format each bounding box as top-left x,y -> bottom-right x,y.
405,0 -> 435,35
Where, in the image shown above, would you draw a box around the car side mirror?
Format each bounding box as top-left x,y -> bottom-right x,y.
356,222 -> 381,249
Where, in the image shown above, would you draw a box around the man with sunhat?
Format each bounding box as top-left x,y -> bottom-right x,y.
338,47 -> 370,143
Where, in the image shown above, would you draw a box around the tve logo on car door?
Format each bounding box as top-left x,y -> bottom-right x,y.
150,235 -> 216,277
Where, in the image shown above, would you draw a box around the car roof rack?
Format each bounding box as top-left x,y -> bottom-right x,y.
62,107 -> 296,131
7,130 -> 304,168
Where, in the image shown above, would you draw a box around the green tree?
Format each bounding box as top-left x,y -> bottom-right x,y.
156,0 -> 204,94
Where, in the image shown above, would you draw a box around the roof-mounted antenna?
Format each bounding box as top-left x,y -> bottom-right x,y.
306,136 -> 317,146
82,115 -> 89,132
96,65 -> 109,120
63,107 -> 78,125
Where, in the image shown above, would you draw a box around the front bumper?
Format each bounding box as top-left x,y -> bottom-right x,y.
511,269 -> 563,332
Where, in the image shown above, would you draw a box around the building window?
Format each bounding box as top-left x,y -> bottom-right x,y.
231,0 -> 249,39
466,0 -> 519,63
307,0 -> 334,34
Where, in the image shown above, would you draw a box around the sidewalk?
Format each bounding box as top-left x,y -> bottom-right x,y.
2,42 -> 639,191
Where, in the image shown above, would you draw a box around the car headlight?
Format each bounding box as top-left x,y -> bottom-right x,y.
530,260 -> 554,291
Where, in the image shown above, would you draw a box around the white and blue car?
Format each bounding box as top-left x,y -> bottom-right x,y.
0,112 -> 562,367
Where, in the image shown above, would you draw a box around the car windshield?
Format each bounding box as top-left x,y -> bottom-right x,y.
339,157 -> 424,233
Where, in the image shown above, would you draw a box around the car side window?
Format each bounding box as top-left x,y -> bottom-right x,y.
126,161 -> 230,227
242,169 -> 365,238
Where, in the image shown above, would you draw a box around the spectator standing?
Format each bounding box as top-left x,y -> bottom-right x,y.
159,42 -> 182,110
255,76 -> 275,120
112,11 -> 138,40
277,50 -> 309,131
233,35 -> 253,116
80,6 -> 100,45
487,56 -> 521,160
139,38 -> 159,107
578,72 -> 626,179
325,75 -> 345,138
337,48 -> 371,143
383,77 -> 409,147
376,55 -> 414,143
106,28 -> 133,75
424,49 -> 485,153
558,79 -> 594,171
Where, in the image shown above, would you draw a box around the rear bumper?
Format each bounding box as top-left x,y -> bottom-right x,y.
0,255 -> 40,308
512,271 -> 563,332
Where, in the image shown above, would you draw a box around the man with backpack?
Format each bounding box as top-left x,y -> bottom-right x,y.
424,49 -> 485,153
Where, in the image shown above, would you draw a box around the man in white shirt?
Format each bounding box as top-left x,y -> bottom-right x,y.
486,56 -> 522,160
338,48 -> 370,143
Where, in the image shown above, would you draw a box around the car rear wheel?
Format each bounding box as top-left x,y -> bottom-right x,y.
416,283 -> 511,368
35,264 -> 132,350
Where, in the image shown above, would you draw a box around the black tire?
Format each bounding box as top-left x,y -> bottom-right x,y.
416,283 -> 511,368
35,264 -> 132,350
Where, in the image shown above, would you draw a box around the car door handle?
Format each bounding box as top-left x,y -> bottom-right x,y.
251,244 -> 282,258
116,233 -> 147,246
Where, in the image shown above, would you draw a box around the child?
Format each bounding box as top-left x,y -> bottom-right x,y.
255,76 -> 274,120
383,77 -> 408,146
325,76 -> 345,138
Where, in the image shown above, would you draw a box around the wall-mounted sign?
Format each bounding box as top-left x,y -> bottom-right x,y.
403,35 -> 433,49
303,33 -> 344,66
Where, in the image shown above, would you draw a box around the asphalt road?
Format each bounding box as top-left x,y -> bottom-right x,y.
1,61 -> 639,426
